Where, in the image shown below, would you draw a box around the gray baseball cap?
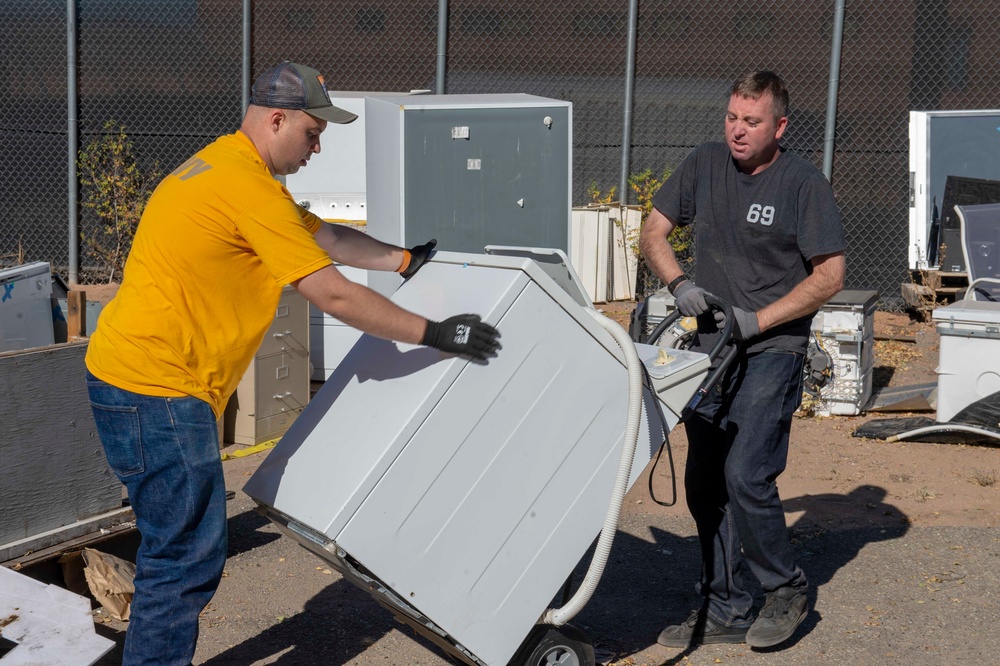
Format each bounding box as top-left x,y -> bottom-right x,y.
249,62 -> 357,124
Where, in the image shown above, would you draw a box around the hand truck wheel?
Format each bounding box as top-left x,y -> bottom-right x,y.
509,624 -> 595,666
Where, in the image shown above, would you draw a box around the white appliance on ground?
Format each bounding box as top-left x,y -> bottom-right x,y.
570,204 -> 640,303
0,566 -> 115,665
633,288 -> 878,416
933,299 -> 1000,421
284,91 -> 410,378
809,290 -> 878,416
285,92 -> 372,225
244,248 -> 717,666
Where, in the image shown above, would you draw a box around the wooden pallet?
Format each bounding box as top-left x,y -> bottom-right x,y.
901,269 -> 968,311
0,507 -> 135,567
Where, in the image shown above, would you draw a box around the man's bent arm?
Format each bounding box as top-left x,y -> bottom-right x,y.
756,252 -> 845,333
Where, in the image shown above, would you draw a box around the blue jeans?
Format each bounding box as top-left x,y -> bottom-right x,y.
683,348 -> 808,627
86,371 -> 227,666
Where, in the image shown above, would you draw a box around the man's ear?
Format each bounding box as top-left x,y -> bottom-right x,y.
268,109 -> 288,134
774,115 -> 788,141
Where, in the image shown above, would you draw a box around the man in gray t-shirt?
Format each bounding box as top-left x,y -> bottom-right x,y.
640,71 -> 846,650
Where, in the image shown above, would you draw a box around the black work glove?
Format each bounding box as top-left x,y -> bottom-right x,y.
400,239 -> 437,279
714,306 -> 760,341
422,314 -> 502,361
672,280 -> 709,317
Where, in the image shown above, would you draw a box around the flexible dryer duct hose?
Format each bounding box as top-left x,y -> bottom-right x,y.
543,308 -> 644,626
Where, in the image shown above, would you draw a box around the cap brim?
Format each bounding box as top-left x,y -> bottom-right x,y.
305,104 -> 358,124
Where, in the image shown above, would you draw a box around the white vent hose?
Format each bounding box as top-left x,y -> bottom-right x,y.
543,308 -> 645,626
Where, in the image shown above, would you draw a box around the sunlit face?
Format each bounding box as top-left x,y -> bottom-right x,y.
272,110 -> 327,176
725,92 -> 787,174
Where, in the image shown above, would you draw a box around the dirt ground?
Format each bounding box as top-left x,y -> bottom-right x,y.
592,301 -> 1000,531
51,290 -> 1000,664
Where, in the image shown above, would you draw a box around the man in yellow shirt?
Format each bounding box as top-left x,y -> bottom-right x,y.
85,62 -> 500,666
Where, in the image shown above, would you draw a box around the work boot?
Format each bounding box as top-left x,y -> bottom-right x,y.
746,586 -> 809,648
657,609 -> 749,647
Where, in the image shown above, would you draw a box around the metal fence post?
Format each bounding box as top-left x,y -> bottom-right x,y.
612,0 -> 640,301
822,0 -> 846,183
67,0 -> 78,283
618,0 -> 639,206
243,0 -> 252,114
436,0 -> 448,94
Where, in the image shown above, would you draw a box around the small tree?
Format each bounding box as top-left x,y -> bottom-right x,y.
587,167 -> 692,264
626,167 -> 693,265
78,121 -> 158,283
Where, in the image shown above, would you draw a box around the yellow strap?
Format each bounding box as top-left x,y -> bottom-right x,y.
221,438 -> 278,461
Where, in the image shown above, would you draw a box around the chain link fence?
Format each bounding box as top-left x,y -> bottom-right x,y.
252,0 -> 438,93
1,1 -> 68,268
74,0 -> 242,283
2,0 -> 999,306
1,0 -> 242,282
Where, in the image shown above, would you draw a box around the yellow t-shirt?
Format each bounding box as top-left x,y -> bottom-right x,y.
86,131 -> 332,417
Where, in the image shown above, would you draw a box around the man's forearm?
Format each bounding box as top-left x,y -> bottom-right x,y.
295,265 -> 426,343
757,253 -> 845,332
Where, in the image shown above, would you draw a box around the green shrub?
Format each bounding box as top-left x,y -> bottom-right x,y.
78,121 -> 159,283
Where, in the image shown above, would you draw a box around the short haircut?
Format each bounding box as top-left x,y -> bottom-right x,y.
731,71 -> 789,120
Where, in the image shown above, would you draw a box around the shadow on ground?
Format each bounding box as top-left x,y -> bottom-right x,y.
89,485 -> 909,665
200,579 -> 414,665
570,484 -> 909,663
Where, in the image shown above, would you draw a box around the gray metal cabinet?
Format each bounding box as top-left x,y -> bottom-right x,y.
365,93 -> 572,296
225,286 -> 310,445
366,93 -> 571,254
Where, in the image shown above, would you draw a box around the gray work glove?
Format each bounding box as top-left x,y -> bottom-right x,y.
400,239 -> 437,279
672,280 -> 709,317
422,314 -> 502,361
714,306 -> 760,341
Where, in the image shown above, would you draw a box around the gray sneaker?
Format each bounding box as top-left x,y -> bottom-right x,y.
657,609 -> 749,647
746,586 -> 809,648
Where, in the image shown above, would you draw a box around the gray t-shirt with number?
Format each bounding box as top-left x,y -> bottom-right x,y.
651,142 -> 845,353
